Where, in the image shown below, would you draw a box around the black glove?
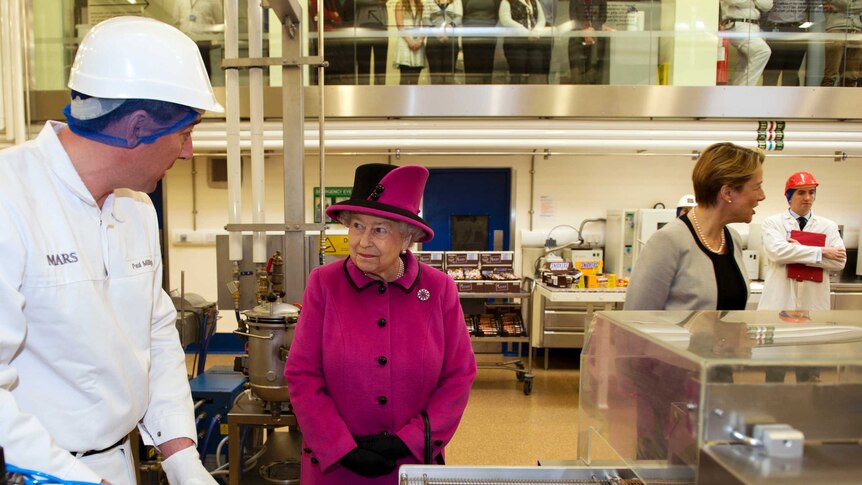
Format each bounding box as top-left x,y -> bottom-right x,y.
338,447 -> 396,477
356,433 -> 412,460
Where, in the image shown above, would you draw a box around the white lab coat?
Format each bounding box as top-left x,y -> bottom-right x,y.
758,211 -> 846,311
0,122 -> 195,483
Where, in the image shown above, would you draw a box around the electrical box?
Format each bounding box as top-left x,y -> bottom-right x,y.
172,293 -> 216,349
189,366 -> 248,460
742,249 -> 760,281
605,209 -> 675,277
605,209 -> 636,277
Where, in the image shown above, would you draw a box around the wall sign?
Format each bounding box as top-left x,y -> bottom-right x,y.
313,186 -> 352,223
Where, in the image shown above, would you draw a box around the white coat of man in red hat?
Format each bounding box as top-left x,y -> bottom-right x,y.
758,171 -> 846,310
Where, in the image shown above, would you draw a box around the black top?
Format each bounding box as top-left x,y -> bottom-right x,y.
681,215 -> 748,310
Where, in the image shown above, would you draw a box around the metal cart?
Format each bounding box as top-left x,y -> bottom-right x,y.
460,279 -> 534,395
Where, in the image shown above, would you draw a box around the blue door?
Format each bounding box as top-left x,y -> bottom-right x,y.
422,168 -> 511,251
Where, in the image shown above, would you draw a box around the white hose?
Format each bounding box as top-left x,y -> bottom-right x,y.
215,436 -> 229,468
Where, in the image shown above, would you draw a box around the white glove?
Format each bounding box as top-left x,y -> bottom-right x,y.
160,445 -> 218,485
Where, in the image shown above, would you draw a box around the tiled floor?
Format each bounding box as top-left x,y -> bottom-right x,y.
447,350 -> 581,466
189,348 -> 583,466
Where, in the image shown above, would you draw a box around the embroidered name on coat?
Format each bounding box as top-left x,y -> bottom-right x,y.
46,252 -> 78,266
130,258 -> 154,271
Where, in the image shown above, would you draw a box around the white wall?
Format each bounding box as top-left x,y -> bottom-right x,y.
163,151 -> 862,330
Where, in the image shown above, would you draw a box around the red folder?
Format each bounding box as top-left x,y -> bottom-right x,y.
787,230 -> 826,283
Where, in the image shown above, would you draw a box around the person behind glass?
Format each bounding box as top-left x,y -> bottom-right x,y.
172,0 -> 224,75
761,0 -> 811,86
309,0 -> 354,85
461,0 -> 502,84
284,164 -> 477,484
426,0 -> 463,84
568,0 -> 610,85
625,143 -> 766,311
535,0 -> 558,84
344,0 -> 390,85
0,17 -> 221,485
820,0 -> 862,86
758,171 -> 846,310
499,0 -> 546,83
719,0 -> 773,85
395,0 -> 428,84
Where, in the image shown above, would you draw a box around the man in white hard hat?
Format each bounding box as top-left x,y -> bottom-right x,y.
676,194 -> 696,218
0,16 -> 223,485
758,171 -> 846,311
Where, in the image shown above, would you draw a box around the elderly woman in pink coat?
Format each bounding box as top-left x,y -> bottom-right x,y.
285,163 -> 477,484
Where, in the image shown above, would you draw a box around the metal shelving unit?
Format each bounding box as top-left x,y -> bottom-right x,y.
460,282 -> 534,395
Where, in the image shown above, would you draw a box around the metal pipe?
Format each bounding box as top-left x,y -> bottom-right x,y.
248,0 -> 267,264
529,150 -> 536,231
317,0 -> 327,268
224,0 -> 243,261
20,0 -> 31,140
8,0 -> 26,144
190,119 -> 862,133
191,158 -> 198,231
281,4 -> 307,304
187,138 -> 862,153
0,0 -> 9,137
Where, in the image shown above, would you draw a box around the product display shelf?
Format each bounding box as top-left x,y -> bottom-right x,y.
459,279 -> 534,395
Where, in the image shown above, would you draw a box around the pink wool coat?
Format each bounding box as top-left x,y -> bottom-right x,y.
284,251 -> 477,485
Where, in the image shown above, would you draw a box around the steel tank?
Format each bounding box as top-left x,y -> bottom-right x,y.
242,301 -> 299,403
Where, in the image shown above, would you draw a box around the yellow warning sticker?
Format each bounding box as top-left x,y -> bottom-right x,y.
319,236 -> 350,255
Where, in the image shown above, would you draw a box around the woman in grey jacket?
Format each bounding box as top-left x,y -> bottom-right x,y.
625,143 -> 766,311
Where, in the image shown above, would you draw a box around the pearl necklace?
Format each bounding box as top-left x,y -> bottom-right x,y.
365,257 -> 404,282
394,258 -> 405,280
690,208 -> 725,254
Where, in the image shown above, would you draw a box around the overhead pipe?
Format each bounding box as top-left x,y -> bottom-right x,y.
191,118 -> 862,133
248,0 -> 266,265
188,137 -> 862,155
192,128 -> 862,143
224,0 -> 243,262
0,0 -> 10,138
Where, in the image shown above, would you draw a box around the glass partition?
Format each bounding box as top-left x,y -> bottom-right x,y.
580,310 -> 862,484
25,0 -> 862,90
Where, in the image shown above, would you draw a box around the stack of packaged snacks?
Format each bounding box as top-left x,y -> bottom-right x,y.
476,314 -> 501,337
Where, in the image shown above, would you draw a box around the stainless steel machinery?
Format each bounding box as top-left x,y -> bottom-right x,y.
579,310 -> 862,484
401,310 -> 862,484
236,301 -> 299,412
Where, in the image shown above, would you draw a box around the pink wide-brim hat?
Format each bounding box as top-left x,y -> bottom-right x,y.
326,163 -> 435,242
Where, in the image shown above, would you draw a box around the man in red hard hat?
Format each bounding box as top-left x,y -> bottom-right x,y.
758,171 -> 846,311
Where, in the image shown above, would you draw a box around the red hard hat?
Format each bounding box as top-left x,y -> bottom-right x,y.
784,172 -> 819,193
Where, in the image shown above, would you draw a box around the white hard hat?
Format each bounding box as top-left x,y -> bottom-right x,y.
677,194 -> 697,208
69,16 -> 224,113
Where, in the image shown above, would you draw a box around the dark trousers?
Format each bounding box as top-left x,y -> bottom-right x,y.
426,36 -> 459,84
763,23 -> 808,86
538,37 -> 552,81
462,36 -> 498,84
310,37 -> 355,85
399,65 -> 423,84
355,36 -> 388,85
568,36 -> 609,84
503,38 -> 545,83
